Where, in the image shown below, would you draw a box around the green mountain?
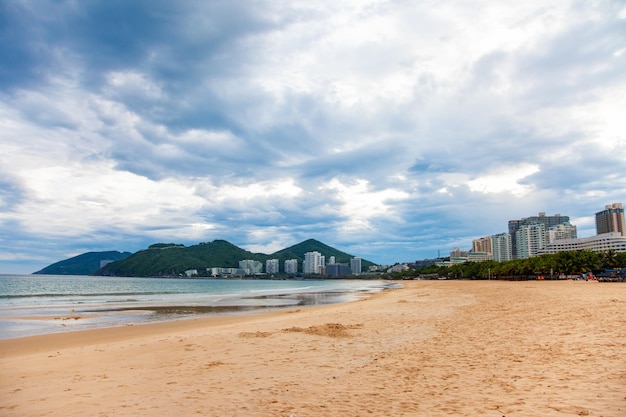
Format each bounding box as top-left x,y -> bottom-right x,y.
98,240 -> 264,277
96,239 -> 374,277
270,238 -> 374,268
33,251 -> 132,275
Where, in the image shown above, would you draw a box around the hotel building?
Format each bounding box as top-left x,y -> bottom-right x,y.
508,212 -> 570,258
596,203 -> 625,236
539,232 -> 626,254
472,236 -> 494,255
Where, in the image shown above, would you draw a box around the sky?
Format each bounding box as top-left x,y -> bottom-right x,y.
1,0 -> 625,274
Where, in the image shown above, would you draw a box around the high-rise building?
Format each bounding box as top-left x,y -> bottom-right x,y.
239,259 -> 263,275
509,212 -> 570,258
303,251 -> 323,274
515,223 -> 547,259
492,233 -> 512,262
547,222 -> 577,242
350,257 -> 362,275
472,236 -> 493,255
595,203 -> 625,236
265,259 -> 279,274
450,247 -> 468,258
284,259 -> 298,274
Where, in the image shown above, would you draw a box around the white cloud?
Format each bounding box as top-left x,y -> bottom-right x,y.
467,164 -> 540,197
105,71 -> 165,100
320,178 -> 409,232
11,163 -> 207,238
206,179 -> 303,202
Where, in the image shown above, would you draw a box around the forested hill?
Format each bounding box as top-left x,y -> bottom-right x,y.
33,251 -> 132,275
97,240 -> 263,277
95,239 -> 374,277
271,239 -> 368,265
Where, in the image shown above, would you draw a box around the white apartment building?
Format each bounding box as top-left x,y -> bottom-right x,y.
548,222 -> 577,242
265,259 -> 279,274
515,223 -> 547,259
239,259 -> 263,275
492,233 -> 512,262
350,257 -> 362,275
284,259 -> 298,274
208,267 -> 244,276
303,251 -> 323,274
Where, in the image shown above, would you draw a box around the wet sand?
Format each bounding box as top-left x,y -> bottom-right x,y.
1,280 -> 624,416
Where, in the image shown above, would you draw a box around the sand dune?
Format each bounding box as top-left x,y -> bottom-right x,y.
1,280 -> 624,416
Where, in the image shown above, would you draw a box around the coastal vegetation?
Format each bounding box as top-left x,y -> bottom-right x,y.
390,250 -> 626,280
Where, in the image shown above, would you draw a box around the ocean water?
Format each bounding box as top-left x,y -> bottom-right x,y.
0,275 -> 396,339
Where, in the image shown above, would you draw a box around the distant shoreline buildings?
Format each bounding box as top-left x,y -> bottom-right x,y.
441,203 -> 626,266
198,251 -> 363,278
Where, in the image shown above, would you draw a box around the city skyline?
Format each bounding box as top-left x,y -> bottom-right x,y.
1,1 -> 625,274
456,202 -> 625,264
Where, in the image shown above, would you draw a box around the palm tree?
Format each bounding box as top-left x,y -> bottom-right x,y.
600,250 -> 618,269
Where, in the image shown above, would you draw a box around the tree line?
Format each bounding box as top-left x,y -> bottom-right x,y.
388,250 -> 626,280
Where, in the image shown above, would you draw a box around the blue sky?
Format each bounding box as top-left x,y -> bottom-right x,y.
1,0 -> 625,273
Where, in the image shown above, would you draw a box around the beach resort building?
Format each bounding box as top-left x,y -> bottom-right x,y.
596,203 -> 625,236
439,251 -> 493,266
538,232 -> 626,255
472,236 -> 493,255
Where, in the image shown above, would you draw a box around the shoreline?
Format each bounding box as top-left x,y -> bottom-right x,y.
0,277 -> 396,340
1,280 -> 624,416
0,287 -> 392,352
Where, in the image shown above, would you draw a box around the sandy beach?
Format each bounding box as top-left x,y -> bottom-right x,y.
1,280 -> 624,416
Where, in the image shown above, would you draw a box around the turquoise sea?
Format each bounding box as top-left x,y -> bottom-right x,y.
0,275 -> 396,339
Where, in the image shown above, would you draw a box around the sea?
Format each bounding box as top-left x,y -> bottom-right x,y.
0,274 -> 397,340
